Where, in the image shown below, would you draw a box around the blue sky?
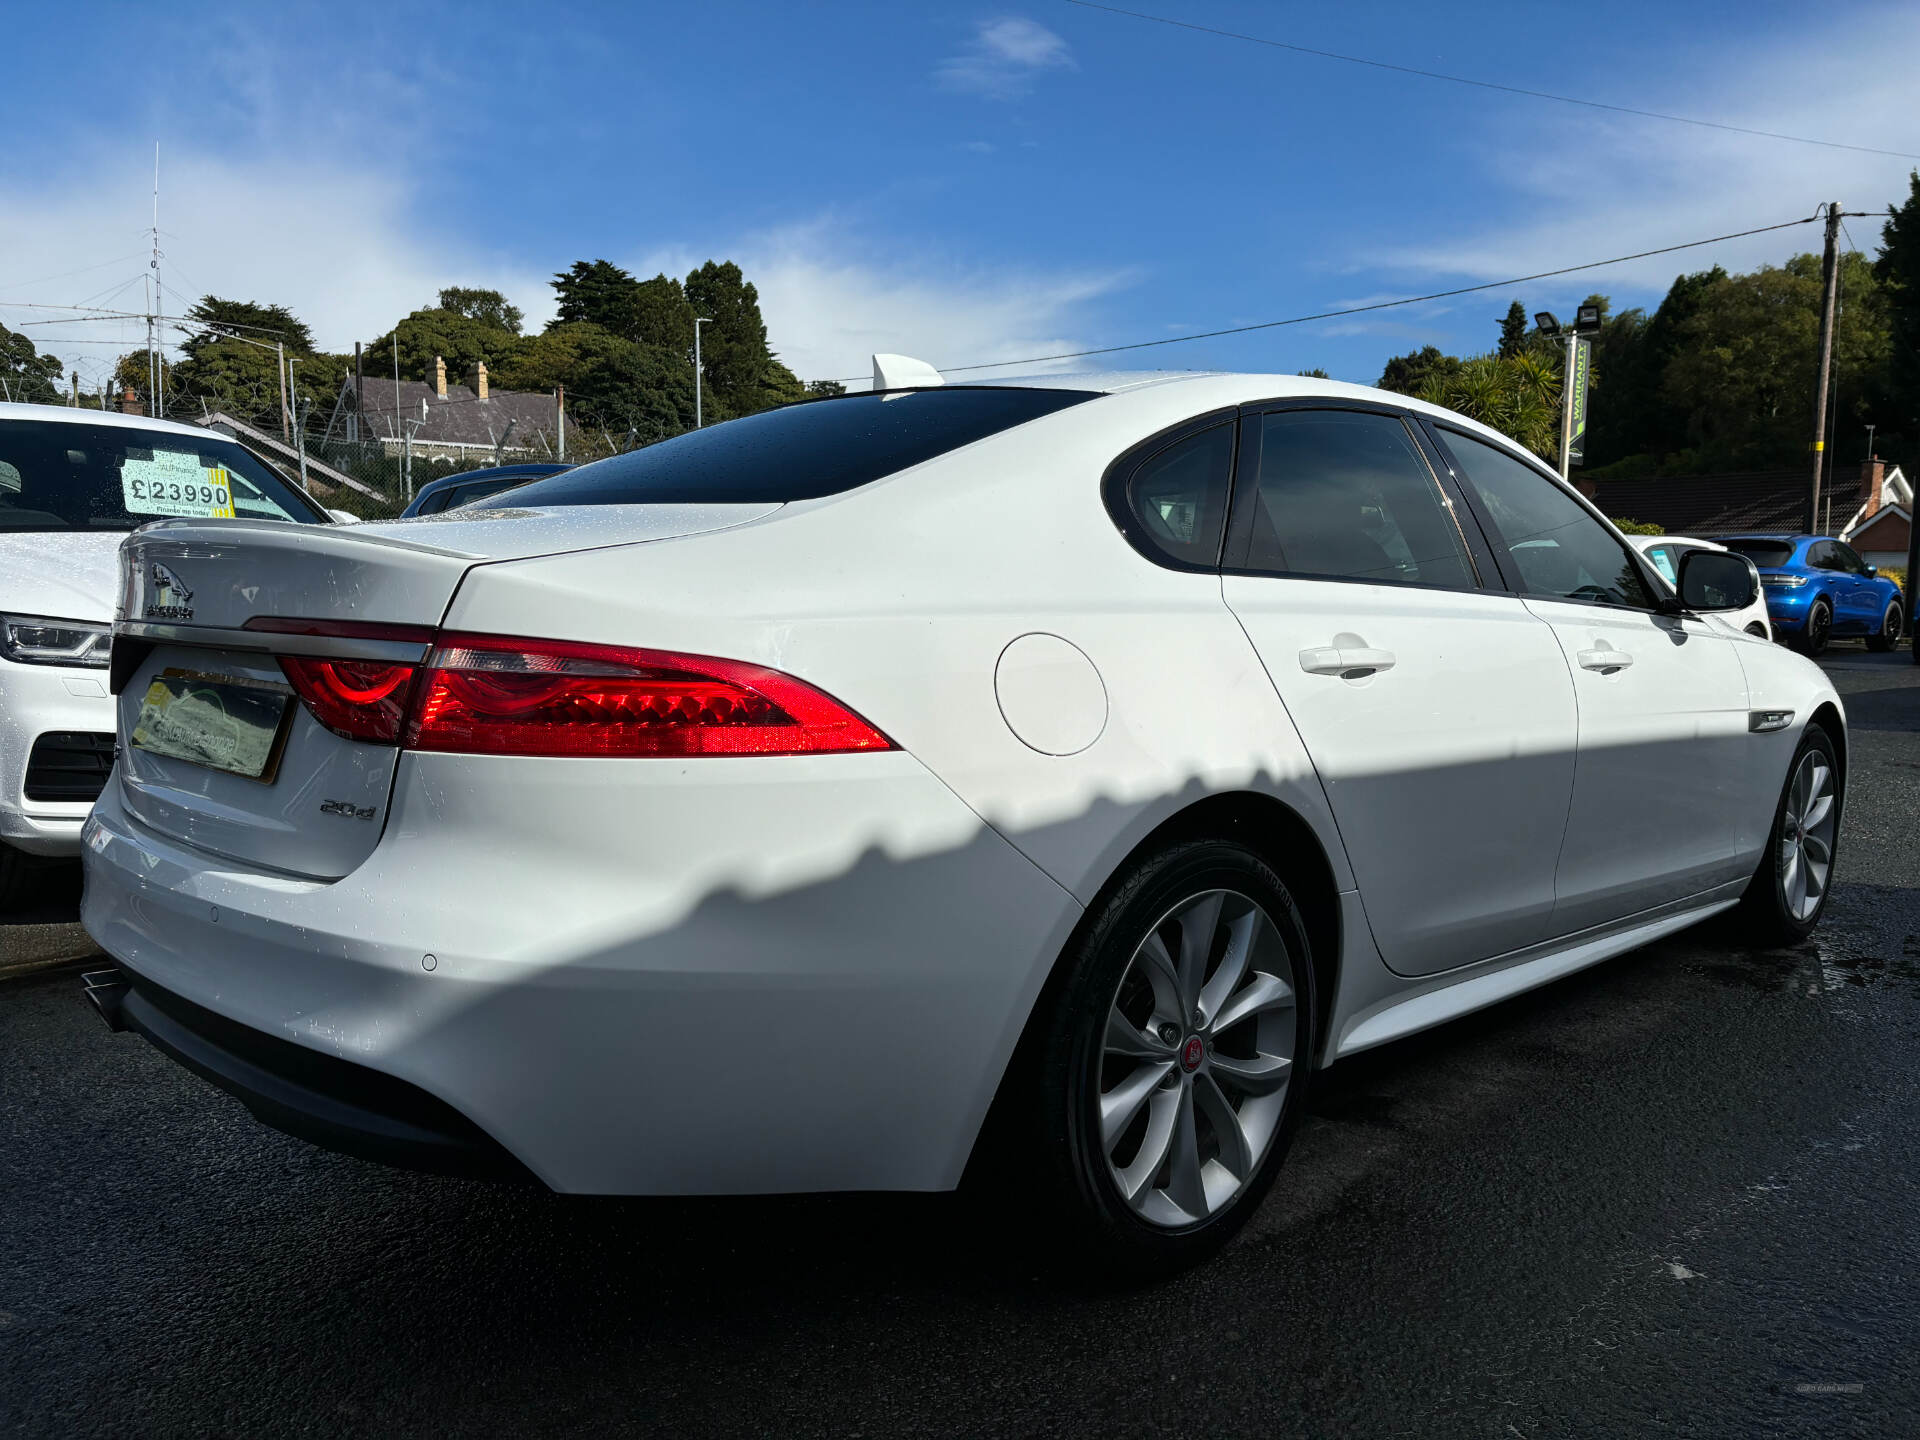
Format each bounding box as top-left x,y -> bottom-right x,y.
4,1 -> 1917,392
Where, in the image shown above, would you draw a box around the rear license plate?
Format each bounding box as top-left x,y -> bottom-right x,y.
131,669 -> 296,783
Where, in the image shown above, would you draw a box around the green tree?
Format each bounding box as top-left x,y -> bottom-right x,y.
437,287 -> 524,335
1416,352 -> 1562,460
367,308 -> 526,390
1376,344 -> 1462,396
493,321 -> 695,438
684,260 -> 805,418
1497,300 -> 1528,359
0,321 -> 65,402
168,296 -> 317,425
1664,252 -> 1887,472
1875,171 -> 1920,442
1296,367 -> 1331,379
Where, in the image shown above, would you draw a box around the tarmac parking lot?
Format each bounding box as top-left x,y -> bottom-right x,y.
3,649 -> 1916,1438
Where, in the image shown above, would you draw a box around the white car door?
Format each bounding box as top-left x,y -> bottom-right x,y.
1429,424 -> 1753,935
1220,404 -> 1578,978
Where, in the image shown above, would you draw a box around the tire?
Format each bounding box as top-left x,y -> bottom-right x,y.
1795,598 -> 1833,657
1866,599 -> 1902,652
1736,725 -> 1841,946
1023,839 -> 1317,1276
1745,622 -> 1769,639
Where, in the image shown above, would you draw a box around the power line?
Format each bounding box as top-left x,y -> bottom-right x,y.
1061,1 -> 1920,162
826,213 -> 1825,382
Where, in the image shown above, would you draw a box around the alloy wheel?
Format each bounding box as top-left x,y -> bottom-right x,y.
1808,601 -> 1831,653
1778,750 -> 1837,922
1096,889 -> 1298,1229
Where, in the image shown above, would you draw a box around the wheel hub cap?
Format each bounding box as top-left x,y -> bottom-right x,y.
1096,888 -> 1299,1229
1778,751 -> 1837,922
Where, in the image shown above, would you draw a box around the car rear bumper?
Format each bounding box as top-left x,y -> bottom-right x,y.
80,749 -> 1080,1194
82,963 -> 532,1179
0,659 -> 114,855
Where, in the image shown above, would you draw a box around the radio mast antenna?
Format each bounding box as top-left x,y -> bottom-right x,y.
149,143 -> 163,417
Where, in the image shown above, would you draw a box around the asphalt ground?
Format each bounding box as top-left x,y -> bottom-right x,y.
3,649 -> 1916,1438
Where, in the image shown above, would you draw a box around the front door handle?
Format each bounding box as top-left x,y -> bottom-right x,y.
1299,644 -> 1397,678
1577,646 -> 1634,674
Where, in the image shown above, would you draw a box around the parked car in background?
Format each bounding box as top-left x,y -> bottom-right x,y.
398,463 -> 573,518
0,402 -> 332,907
1628,534 -> 1771,641
79,371 -> 1844,1272
1722,533 -> 1904,656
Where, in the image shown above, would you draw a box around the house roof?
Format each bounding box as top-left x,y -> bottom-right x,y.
1589,470 -> 1814,536
338,377 -> 578,450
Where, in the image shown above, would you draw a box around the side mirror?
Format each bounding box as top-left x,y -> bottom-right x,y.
1865,564 -> 1878,576
1678,549 -> 1756,613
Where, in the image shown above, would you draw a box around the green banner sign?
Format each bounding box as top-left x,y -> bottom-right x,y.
1568,338 -> 1593,467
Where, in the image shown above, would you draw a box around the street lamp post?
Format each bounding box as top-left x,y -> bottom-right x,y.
693,317 -> 712,428
1535,306 -> 1601,483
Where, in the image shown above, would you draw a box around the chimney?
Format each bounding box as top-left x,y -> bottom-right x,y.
120,386 -> 141,415
468,360 -> 488,401
432,355 -> 447,399
1860,455 -> 1887,514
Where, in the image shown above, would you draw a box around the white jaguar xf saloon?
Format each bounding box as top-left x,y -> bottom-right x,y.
81,369 -> 1844,1270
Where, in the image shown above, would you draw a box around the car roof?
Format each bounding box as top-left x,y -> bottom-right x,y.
879,370 -> 1540,460
0,400 -> 218,441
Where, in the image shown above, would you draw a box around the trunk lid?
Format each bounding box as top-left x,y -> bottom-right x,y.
112,502 -> 778,878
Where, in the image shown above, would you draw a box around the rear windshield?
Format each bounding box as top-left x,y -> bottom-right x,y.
1723,539 -> 1795,568
0,418 -> 325,532
487,387 -> 1100,508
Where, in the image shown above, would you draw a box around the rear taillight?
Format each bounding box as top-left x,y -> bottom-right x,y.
404,634 -> 893,758
278,656 -> 420,743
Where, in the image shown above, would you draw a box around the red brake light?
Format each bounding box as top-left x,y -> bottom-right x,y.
404,634 -> 894,758
278,656 -> 420,743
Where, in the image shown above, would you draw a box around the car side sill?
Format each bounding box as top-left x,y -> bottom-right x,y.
1332,885 -> 1744,1059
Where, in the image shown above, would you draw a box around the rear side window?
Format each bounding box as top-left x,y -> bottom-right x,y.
1238,410 -> 1476,589
489,387 -> 1099,507
1124,424 -> 1234,567
1725,538 -> 1795,568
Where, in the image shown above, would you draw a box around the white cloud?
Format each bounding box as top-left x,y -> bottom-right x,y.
633,221 -> 1133,386
0,144 -> 556,392
1362,7 -> 1920,300
935,18 -> 1076,100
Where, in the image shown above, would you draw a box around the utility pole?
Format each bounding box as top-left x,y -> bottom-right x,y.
290,364 -> 310,490
353,341 -> 364,445
1806,200 -> 1843,533
276,341 -> 289,440
693,317 -> 711,428
556,385 -> 566,461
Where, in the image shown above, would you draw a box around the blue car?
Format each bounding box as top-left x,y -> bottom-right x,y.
1722,534 -> 1905,656
398,462 -> 574,519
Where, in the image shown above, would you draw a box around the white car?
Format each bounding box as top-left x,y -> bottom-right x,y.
0,403 -> 332,906
78,371 -> 1844,1270
1629,533 -> 1772,641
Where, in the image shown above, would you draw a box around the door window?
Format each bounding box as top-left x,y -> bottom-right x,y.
1122,424 -> 1234,567
1831,541 -> 1869,574
1437,428 -> 1654,610
1236,410 -> 1476,588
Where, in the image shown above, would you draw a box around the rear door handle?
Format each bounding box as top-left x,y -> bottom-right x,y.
1577,647 -> 1634,674
1299,644 -> 1397,678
